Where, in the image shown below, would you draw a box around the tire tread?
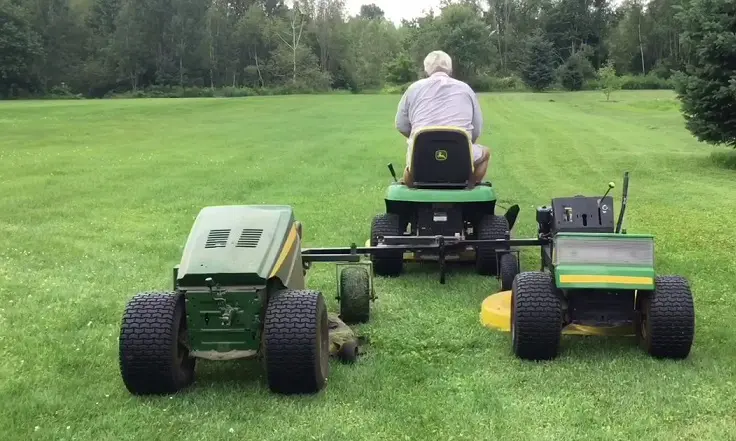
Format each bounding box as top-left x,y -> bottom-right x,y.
512,272 -> 562,360
264,289 -> 328,394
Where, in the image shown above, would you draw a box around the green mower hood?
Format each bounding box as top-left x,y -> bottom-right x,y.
176,205 -> 295,288
553,233 -> 656,290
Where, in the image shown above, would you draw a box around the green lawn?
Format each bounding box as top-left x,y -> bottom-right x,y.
1,90 -> 735,441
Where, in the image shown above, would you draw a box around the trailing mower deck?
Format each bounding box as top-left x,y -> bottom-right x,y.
480,172 -> 695,361
119,205 -> 374,397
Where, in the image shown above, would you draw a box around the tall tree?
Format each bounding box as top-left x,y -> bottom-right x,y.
520,29 -> 556,90
675,0 -> 736,148
359,3 -> 384,20
0,0 -> 44,96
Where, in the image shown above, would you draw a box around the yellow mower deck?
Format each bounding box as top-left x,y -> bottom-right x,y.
480,290 -> 635,336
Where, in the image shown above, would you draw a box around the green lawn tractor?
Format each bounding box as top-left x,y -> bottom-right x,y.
118,205 -> 375,396
480,173 -> 696,360
368,126 -> 522,286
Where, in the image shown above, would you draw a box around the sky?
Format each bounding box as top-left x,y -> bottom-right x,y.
344,0 -> 446,24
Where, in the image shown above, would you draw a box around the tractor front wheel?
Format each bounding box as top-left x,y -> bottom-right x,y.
476,215 -> 510,275
511,272 -> 563,361
263,289 -> 330,394
339,266 -> 372,324
498,253 -> 519,291
118,292 -> 196,395
636,276 -> 695,359
370,213 -> 404,277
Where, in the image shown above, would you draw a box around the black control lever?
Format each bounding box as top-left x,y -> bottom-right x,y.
387,163 -> 398,182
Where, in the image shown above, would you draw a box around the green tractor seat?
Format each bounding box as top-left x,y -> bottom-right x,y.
407,126 -> 490,189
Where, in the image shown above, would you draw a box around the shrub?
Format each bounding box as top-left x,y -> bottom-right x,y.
598,60 -> 622,101
467,75 -> 526,92
384,52 -> 418,85
380,83 -> 411,94
558,52 -> 596,91
710,150 -> 736,170
519,31 -> 557,91
619,74 -> 674,90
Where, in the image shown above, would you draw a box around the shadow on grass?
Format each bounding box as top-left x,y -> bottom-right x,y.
169,355 -> 365,398
709,149 -> 736,170
401,260 -> 480,276
559,334 -> 643,359
195,358 -> 262,382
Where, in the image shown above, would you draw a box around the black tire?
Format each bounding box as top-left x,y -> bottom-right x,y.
119,292 -> 196,395
337,340 -> 359,364
498,253 -> 519,291
263,289 -> 330,394
339,266 -> 371,324
475,214 -> 510,275
370,213 -> 403,277
637,276 -> 695,359
511,272 -> 563,361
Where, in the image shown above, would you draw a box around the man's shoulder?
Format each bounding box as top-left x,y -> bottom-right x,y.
405,78 -> 429,91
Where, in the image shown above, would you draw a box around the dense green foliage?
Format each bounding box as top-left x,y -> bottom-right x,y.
0,0 -> 703,98
520,31 -> 557,91
674,0 -> 736,148
558,46 -> 596,91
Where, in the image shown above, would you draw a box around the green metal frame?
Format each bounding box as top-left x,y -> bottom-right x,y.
185,288 -> 265,353
385,183 -> 496,203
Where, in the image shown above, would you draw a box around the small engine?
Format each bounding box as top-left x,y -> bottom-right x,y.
536,206 -> 553,236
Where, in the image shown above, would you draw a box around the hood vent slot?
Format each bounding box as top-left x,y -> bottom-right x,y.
205,229 -> 231,248
237,229 -> 263,248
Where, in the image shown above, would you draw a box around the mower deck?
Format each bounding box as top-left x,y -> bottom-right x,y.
480,290 -> 635,337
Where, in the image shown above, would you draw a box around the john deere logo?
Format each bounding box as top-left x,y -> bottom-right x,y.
435,150 -> 448,161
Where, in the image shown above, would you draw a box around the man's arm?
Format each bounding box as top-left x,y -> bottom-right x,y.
395,89 -> 412,138
470,91 -> 484,143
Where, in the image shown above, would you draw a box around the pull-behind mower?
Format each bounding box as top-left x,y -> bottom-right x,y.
118,200 -> 527,397
119,205 -> 375,396
480,172 -> 696,361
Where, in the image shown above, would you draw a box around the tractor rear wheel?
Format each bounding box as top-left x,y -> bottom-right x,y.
475,214 -> 510,275
339,266 -> 371,324
636,276 -> 695,359
118,292 -> 196,395
498,253 -> 519,291
370,213 -> 403,277
263,289 -> 330,394
511,272 -> 563,361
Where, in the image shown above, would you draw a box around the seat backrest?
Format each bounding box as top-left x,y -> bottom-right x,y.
409,127 -> 474,189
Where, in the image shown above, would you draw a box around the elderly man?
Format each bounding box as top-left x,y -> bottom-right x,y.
395,50 -> 490,187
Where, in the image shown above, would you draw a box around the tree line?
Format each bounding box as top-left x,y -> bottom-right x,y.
0,0 -> 702,98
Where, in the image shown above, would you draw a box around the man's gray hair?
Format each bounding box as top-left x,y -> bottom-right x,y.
423,50 -> 452,76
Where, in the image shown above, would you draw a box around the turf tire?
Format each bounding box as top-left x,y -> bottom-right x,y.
498,253 -> 519,291
370,213 -> 403,277
475,214 -> 510,275
339,266 -> 371,324
511,272 -> 563,361
118,291 -> 196,395
263,289 -> 330,394
636,276 -> 695,359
